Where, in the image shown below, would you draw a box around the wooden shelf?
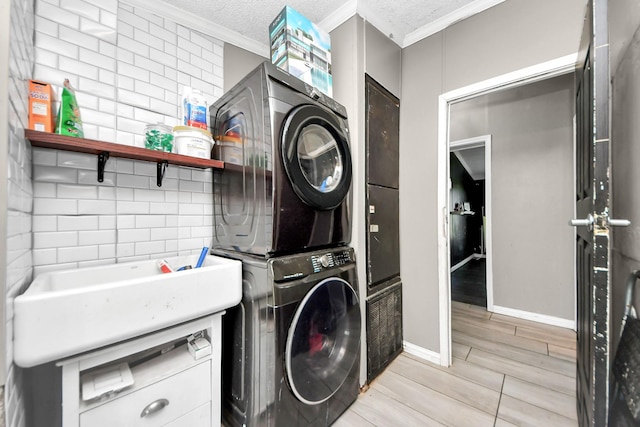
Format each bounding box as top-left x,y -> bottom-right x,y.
222,161 -> 272,178
25,130 -> 225,186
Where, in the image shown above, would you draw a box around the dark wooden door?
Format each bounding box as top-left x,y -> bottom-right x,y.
574,1 -> 611,425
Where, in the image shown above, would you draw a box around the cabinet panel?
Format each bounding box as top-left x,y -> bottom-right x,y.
365,75 -> 399,189
80,361 -> 211,427
164,402 -> 211,427
366,184 -> 400,288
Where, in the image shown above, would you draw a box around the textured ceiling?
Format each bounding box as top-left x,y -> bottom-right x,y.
161,0 -> 502,53
453,147 -> 486,181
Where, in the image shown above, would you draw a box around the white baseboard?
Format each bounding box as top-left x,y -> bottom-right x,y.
403,341 -> 444,366
450,254 -> 475,272
492,305 -> 575,330
451,254 -> 474,272
451,253 -> 485,272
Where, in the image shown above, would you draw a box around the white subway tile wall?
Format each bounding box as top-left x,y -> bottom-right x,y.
33,0 -> 224,143
7,0 -> 35,425
6,0 -> 226,423
30,0 -> 224,275
31,149 -> 216,276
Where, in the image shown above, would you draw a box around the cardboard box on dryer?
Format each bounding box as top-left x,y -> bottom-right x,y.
269,6 -> 333,97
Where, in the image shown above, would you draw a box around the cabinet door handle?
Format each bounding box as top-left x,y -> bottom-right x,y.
140,398 -> 169,418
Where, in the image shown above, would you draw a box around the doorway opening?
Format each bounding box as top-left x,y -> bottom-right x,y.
449,136 -> 492,310
436,54 -> 578,366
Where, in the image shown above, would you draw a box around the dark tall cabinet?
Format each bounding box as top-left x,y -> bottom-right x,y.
366,184 -> 400,285
364,75 -> 402,382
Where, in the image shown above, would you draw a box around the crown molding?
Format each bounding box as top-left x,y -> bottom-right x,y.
319,0 -> 404,48
122,0 -> 270,58
124,0 -> 505,56
318,0 -> 358,33
403,0 -> 506,48
321,0 -> 505,49
356,1 -> 404,48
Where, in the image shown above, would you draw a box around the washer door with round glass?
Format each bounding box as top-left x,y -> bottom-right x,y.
281,105 -> 352,210
285,278 -> 361,405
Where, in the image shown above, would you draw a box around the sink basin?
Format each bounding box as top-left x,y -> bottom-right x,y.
13,254 -> 241,367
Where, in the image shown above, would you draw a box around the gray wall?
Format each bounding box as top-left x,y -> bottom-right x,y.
400,32 -> 443,352
610,0 -> 640,349
450,74 -> 575,320
364,22 -> 402,98
223,44 -> 265,92
331,17 -> 401,384
610,0 -> 640,75
400,0 -> 587,352
331,15 -> 367,384
442,0 -> 587,91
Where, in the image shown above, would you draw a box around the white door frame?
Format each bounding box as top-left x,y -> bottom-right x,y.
436,54 -> 578,366
449,135 -> 493,311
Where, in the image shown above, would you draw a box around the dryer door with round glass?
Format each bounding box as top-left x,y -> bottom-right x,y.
285,277 -> 361,405
281,105 -> 352,210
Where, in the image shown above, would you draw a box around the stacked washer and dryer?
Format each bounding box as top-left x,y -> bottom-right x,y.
210,62 -> 361,427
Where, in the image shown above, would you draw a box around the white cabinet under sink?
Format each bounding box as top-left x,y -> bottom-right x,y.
58,314 -> 222,427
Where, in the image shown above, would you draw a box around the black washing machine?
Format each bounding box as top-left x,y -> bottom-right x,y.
210,61 -> 353,256
217,246 -> 361,427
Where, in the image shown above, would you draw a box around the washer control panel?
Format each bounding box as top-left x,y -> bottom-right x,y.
272,247 -> 354,282
302,83 -> 347,118
311,249 -> 352,273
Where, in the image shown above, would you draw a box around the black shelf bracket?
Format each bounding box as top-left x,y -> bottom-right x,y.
157,160 -> 169,187
97,151 -> 110,182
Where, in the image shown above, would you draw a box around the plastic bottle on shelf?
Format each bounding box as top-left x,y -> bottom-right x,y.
182,87 -> 208,130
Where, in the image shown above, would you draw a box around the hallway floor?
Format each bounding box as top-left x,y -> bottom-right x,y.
335,302 -> 577,426
451,257 -> 487,307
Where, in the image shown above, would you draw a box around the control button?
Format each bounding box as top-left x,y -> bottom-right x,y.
319,254 -> 331,268
335,251 -> 351,265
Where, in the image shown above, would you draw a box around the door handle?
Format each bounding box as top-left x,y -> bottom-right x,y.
569,214 -> 630,229
569,213 -> 594,228
608,218 -> 631,227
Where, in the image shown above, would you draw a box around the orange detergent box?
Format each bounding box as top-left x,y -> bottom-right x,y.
28,80 -> 55,132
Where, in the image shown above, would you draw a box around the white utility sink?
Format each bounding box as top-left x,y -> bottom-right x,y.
13,254 -> 241,367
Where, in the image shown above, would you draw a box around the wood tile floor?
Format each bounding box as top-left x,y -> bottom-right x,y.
335,302 -> 577,427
